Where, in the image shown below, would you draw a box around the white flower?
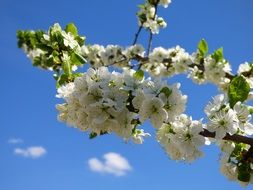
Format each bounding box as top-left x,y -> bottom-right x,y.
122,69 -> 144,92
114,109 -> 135,139
56,103 -> 68,122
132,129 -> 151,144
217,140 -> 235,154
137,2 -> 167,34
207,109 -> 238,139
159,0 -> 171,8
139,97 -> 168,128
160,83 -> 187,121
170,115 -> 205,162
56,83 -> 75,100
26,48 -> 44,60
43,34 -> 50,41
237,62 -> 253,88
82,44 -> 105,67
238,62 -> 251,74
205,94 -> 226,118
220,156 -> 238,181
188,66 -> 206,84
233,102 -> 253,135
100,45 -> 124,66
123,45 -> 145,59
234,102 -> 250,123
204,56 -> 232,88
157,114 -> 205,162
62,31 -> 79,49
132,89 -> 145,110
149,47 -> 169,63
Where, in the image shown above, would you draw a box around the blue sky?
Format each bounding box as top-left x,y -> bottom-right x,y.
1,0 -> 253,189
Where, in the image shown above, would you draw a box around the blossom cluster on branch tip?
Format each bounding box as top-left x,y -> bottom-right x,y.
56,67 -> 187,144
157,114 -> 207,162
81,42 -> 233,91
205,94 -> 253,184
205,94 -> 253,139
137,0 -> 170,34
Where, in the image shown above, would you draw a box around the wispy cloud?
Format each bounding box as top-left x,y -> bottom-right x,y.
88,152 -> 132,177
8,138 -> 23,144
14,146 -> 47,159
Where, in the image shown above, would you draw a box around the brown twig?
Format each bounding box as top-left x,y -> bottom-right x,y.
200,129 -> 253,161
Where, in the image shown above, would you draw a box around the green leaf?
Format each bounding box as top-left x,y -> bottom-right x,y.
134,70 -> 144,81
89,131 -> 108,139
160,87 -> 172,97
238,172 -> 251,182
36,44 -> 53,52
62,60 -> 72,76
198,39 -> 208,56
212,47 -> 223,62
138,4 -> 145,9
72,73 -> 83,80
75,36 -> 85,46
237,162 -> 251,182
65,23 -> 78,37
56,74 -> 69,88
228,76 -> 250,107
249,107 -> 253,114
89,132 -> 97,139
71,52 -> 86,65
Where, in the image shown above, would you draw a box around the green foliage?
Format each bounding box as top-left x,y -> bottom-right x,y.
148,0 -> 159,5
71,52 -> 86,66
89,132 -> 98,139
89,131 -> 108,139
134,70 -> 144,81
17,30 -> 45,49
228,76 -> 250,107
229,143 -> 252,183
237,162 -> 251,182
160,87 -> 172,97
197,39 -> 208,57
212,47 -> 223,63
17,23 -> 87,88
65,23 -> 78,37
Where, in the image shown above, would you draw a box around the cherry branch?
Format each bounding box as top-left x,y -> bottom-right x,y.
200,129 -> 253,161
146,3 -> 158,56
132,25 -> 143,45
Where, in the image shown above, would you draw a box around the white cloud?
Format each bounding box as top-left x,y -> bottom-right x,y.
14,146 -> 47,159
8,138 -> 23,144
88,152 -> 132,177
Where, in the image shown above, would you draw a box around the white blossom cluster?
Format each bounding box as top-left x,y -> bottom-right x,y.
145,47 -> 232,90
56,66 -> 187,143
205,94 -> 253,139
237,62 -> 253,88
157,114 -> 206,162
22,42 -> 44,61
144,46 -> 192,76
188,54 -> 232,90
81,44 -> 145,68
204,94 -> 253,185
137,1 -> 168,34
81,44 -> 234,91
218,141 -> 253,185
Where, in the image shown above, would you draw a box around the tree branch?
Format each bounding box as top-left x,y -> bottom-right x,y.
132,25 -> 143,45
200,129 -> 253,146
147,31 -> 153,56
200,129 -> 253,161
146,3 -> 158,56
